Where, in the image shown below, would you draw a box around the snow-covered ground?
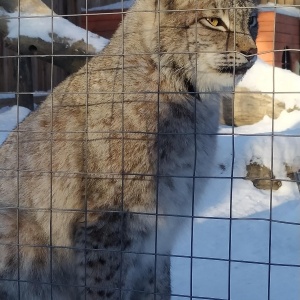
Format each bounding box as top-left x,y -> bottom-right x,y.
1,59 -> 299,299
172,59 -> 300,300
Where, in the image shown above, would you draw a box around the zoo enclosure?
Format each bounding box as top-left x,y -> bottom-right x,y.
0,0 -> 300,299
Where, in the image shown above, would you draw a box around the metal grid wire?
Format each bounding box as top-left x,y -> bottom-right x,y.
0,0 -> 299,299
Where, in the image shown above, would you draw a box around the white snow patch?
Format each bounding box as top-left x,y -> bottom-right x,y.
0,93 -> 15,100
259,2 -> 300,18
0,106 -> 31,144
2,10 -> 108,52
172,60 -> 300,299
239,58 -> 300,110
0,92 -> 50,101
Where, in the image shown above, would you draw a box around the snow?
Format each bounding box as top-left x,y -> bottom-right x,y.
0,8 -> 108,53
258,2 -> 300,18
0,106 -> 31,145
217,111 -> 300,181
0,91 -> 50,100
171,61 -> 300,299
239,58 -> 300,110
1,0 -> 299,297
0,93 -> 15,99
0,62 -> 299,298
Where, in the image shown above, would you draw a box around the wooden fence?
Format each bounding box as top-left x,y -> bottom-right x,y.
0,0 -> 80,93
0,46 -> 68,93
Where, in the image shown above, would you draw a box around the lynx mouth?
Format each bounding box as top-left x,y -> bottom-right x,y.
218,61 -> 255,76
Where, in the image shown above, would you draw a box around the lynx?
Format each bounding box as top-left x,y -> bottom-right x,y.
0,0 -> 258,299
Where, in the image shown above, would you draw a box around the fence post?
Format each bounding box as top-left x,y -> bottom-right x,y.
14,57 -> 34,111
281,46 -> 291,70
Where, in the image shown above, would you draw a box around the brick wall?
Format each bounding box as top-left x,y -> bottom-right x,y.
81,10 -> 126,39
257,11 -> 300,73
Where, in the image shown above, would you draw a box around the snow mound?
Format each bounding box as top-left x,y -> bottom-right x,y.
2,9 -> 108,52
239,58 -> 300,110
0,106 -> 31,144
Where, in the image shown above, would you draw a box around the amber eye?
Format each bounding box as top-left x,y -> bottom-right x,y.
206,18 -> 220,27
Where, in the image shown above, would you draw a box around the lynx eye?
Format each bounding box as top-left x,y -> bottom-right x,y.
206,18 -> 221,27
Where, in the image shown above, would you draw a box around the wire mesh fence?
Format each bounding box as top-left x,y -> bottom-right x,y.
0,0 -> 299,299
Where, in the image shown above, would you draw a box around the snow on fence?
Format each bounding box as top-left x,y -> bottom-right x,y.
0,0 -> 80,93
0,1 -> 300,299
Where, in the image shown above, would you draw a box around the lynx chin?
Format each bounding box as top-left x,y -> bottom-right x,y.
0,0 -> 258,299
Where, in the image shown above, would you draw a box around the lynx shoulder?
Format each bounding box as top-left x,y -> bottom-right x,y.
0,0 -> 258,299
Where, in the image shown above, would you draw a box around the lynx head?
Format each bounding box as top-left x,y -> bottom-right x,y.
137,0 -> 258,93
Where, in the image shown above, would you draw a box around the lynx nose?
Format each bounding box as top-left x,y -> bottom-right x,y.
242,47 -> 257,62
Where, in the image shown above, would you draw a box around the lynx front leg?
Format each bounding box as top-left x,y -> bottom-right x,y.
153,255 -> 171,300
74,212 -> 135,300
74,212 -> 171,300
127,254 -> 171,300
0,209 -> 49,299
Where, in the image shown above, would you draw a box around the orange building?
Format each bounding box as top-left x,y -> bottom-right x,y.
257,4 -> 300,74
